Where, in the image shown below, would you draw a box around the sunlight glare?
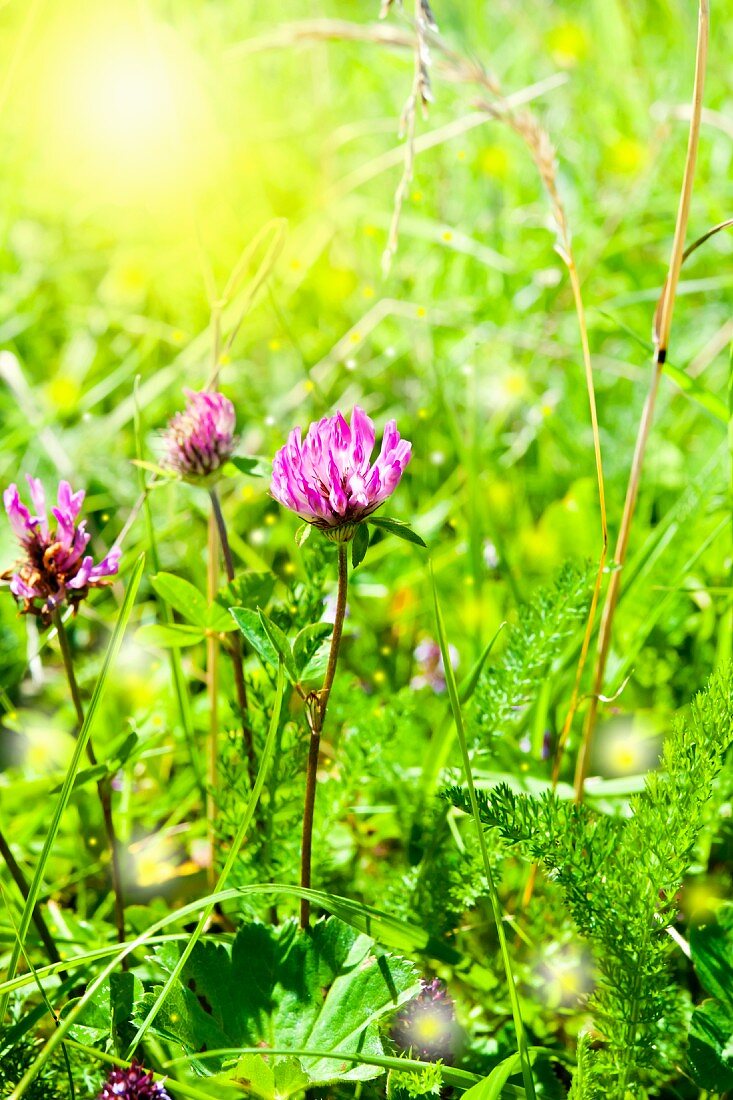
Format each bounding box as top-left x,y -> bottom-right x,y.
34,13 -> 216,208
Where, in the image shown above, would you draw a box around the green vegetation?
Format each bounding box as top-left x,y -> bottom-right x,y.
1,1 -> 732,1097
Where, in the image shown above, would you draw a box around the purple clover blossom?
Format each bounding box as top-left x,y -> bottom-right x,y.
164,388 -> 238,480
410,638 -> 459,694
393,978 -> 457,1062
2,477 -> 121,625
97,1062 -> 171,1100
270,405 -> 412,542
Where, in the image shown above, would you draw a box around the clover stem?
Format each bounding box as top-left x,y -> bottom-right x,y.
300,542 -> 348,929
55,614 -> 127,957
209,487 -> 255,789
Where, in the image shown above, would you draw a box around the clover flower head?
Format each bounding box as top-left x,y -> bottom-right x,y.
97,1062 -> 171,1100
271,405 -> 411,541
410,638 -> 459,694
164,388 -> 238,480
393,978 -> 457,1062
2,476 -> 121,625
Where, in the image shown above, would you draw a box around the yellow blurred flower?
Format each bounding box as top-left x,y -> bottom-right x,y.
546,21 -> 590,67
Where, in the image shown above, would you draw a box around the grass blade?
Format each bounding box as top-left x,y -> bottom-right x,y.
125,660 -> 286,1059
0,553 -> 145,1025
430,562 -> 536,1100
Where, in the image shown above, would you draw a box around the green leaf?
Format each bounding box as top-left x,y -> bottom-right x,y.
0,554 -> 145,1020
135,917 -> 419,1084
458,622 -> 506,704
351,522 -> 370,568
691,905 -> 733,1011
151,572 -> 209,626
224,571 -> 277,610
293,622 -> 333,678
234,1055 -> 309,1100
258,610 -> 298,683
226,455 -> 271,478
688,905 -> 733,1089
689,1001 -> 733,1091
460,1050 -> 551,1100
130,459 -> 178,480
65,972 -> 144,1053
230,608 -> 278,667
206,602 -> 239,632
295,523 -> 312,548
663,361 -> 728,422
135,623 -> 206,649
369,516 -> 427,548
50,763 -> 108,795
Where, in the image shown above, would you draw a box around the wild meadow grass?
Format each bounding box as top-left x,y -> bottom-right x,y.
0,0 -> 732,1097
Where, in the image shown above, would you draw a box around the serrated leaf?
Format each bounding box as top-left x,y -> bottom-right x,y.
135,623 -> 206,649
258,610 -> 298,683
66,972 -> 144,1052
691,905 -> 733,1011
234,1055 -> 308,1100
230,608 -> 278,667
351,523 -> 370,568
136,918 -> 419,1084
152,573 -> 209,627
293,622 -> 333,678
688,905 -> 733,1089
369,516 -> 427,548
689,1001 -> 733,1090
226,455 -> 271,478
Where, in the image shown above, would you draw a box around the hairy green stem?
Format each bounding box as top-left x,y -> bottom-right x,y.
55,615 -> 127,957
300,542 -> 348,929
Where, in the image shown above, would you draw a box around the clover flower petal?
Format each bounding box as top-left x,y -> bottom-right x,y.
271,405 -> 412,540
164,388 -> 238,479
2,476 -> 120,624
97,1062 -> 172,1100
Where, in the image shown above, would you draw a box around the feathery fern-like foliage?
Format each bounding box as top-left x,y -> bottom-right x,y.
447,666 -> 733,1097
470,563 -> 591,747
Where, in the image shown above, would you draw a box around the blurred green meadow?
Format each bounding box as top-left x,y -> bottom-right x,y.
1,0 -> 733,1096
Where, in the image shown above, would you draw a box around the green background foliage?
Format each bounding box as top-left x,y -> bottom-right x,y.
1,0 -> 732,1097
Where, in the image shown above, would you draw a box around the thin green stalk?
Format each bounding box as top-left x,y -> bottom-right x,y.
300,542 -> 348,929
206,510 -> 220,888
0,822 -> 61,968
163,1047 -> 484,1092
210,486 -> 256,789
576,0 -> 710,798
55,614 -> 127,954
133,376 -> 204,802
0,554 -> 144,1025
1,884 -> 76,1099
431,564 -> 536,1100
125,660 -> 285,1061
64,1040 -> 235,1100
